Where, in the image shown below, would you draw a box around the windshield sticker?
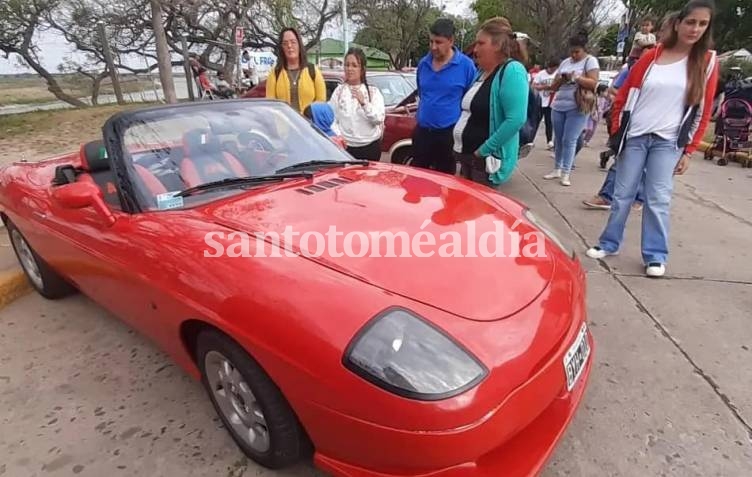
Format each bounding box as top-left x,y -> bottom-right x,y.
156,191 -> 184,210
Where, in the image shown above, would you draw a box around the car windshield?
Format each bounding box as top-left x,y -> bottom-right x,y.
369,74 -> 416,106
117,100 -> 354,210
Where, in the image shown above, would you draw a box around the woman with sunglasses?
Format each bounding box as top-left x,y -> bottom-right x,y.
586,0 -> 720,277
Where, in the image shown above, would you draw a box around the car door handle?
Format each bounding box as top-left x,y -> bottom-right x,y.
32,211 -> 47,220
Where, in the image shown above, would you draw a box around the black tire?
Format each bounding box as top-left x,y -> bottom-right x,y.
196,329 -> 308,469
6,220 -> 76,299
391,146 -> 414,165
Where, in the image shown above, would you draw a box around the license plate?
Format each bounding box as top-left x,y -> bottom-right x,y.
564,323 -> 591,392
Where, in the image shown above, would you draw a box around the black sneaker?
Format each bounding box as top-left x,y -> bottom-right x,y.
599,151 -> 612,169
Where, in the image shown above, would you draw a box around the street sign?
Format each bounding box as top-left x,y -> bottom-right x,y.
235,27 -> 244,46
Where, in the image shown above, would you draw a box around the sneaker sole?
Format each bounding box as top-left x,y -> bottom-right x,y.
582,201 -> 610,210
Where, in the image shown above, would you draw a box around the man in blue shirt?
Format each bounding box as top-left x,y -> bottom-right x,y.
412,18 -> 477,174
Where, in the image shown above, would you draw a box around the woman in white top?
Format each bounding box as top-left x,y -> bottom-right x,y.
329,48 -> 386,160
586,0 -> 719,278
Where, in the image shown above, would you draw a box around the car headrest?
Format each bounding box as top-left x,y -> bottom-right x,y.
80,140 -> 111,172
183,129 -> 221,157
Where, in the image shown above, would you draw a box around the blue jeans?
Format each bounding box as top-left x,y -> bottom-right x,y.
597,134 -> 683,264
552,108 -> 588,173
599,163 -> 645,204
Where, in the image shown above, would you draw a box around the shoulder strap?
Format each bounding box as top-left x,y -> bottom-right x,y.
307,64 -> 317,81
495,59 -> 514,85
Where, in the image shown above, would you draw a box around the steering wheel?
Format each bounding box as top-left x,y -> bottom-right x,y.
239,131 -> 274,152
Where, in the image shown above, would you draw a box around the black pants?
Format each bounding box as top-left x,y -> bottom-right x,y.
411,125 -> 456,174
542,107 -> 553,143
347,139 -> 382,161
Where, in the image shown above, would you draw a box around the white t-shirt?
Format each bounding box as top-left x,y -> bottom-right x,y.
453,79 -> 485,153
551,56 -> 599,112
329,83 -> 386,147
627,56 -> 688,142
533,69 -> 557,108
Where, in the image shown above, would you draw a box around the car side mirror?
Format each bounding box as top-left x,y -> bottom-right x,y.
52,180 -> 117,226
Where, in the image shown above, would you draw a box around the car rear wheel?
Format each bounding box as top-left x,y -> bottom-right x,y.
6,220 -> 76,299
196,329 -> 308,469
391,146 -> 414,165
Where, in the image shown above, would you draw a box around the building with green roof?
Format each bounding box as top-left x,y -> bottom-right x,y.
307,38 -> 392,70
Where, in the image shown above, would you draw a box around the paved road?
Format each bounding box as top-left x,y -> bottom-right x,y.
1,132 -> 751,477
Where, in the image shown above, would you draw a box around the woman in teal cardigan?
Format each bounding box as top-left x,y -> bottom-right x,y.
452,17 -> 529,187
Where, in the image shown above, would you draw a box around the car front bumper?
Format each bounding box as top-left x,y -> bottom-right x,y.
309,323 -> 594,477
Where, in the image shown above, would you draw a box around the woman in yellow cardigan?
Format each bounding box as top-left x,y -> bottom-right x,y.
266,27 -> 327,113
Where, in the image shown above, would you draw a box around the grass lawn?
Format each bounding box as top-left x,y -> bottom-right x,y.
0,75 -> 155,106
0,103 -> 152,163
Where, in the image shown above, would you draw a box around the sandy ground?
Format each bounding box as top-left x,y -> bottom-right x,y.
0,105 -> 147,164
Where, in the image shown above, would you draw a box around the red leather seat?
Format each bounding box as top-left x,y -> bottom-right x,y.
180,130 -> 249,187
134,164 -> 167,196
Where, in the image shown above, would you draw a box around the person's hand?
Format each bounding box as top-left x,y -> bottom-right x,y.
474,149 -> 481,158
351,86 -> 366,106
674,153 -> 691,175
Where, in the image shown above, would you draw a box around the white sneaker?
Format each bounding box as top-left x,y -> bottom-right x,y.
586,246 -> 618,259
547,141 -> 554,150
543,169 -> 561,180
645,262 -> 666,277
519,143 -> 533,157
560,173 -> 571,186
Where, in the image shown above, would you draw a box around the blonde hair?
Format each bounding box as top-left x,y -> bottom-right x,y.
478,17 -> 528,65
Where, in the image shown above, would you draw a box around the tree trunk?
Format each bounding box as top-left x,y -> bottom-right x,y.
91,71 -> 109,106
151,0 -> 177,104
20,52 -> 88,108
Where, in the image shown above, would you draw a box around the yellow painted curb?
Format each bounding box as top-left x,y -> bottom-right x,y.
699,141 -> 752,164
0,268 -> 32,310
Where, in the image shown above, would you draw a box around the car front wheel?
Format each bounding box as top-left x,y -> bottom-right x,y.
6,220 -> 76,299
196,329 -> 309,469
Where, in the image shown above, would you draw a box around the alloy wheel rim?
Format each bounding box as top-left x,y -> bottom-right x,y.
205,350 -> 270,453
11,230 -> 43,290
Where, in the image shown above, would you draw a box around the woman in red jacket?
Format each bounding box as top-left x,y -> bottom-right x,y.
586,0 -> 719,277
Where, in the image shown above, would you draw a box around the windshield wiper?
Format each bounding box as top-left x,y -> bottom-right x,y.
175,172 -> 313,198
275,159 -> 368,174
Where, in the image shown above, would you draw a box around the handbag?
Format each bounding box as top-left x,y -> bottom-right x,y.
574,56 -> 598,115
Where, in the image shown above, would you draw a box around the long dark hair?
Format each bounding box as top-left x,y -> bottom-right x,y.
663,0 -> 715,105
344,47 -> 371,101
478,17 -> 528,66
274,27 -> 308,77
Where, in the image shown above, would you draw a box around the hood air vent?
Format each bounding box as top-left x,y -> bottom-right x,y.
296,176 -> 354,195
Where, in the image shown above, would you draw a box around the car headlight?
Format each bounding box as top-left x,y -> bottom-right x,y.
343,308 -> 487,401
523,208 -> 576,259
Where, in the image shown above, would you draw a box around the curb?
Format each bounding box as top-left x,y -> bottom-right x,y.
0,267 -> 32,310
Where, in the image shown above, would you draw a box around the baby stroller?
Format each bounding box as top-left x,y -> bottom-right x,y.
704,81 -> 752,167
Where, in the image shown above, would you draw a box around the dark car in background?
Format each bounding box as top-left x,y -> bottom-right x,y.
243,69 -> 418,164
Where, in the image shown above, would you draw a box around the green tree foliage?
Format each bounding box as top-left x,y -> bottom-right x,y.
628,0 -> 750,52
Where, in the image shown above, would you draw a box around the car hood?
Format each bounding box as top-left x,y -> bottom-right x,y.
202,164 -> 555,321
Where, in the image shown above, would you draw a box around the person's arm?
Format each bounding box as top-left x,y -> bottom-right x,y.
476,63 -> 529,158
683,56 -> 720,157
575,56 -> 599,91
361,86 -> 386,126
265,68 -> 277,99
314,66 -> 327,101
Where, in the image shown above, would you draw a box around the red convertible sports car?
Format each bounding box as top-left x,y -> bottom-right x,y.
0,99 -> 593,477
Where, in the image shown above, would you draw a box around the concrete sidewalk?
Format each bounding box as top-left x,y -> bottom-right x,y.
0,131 -> 751,476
